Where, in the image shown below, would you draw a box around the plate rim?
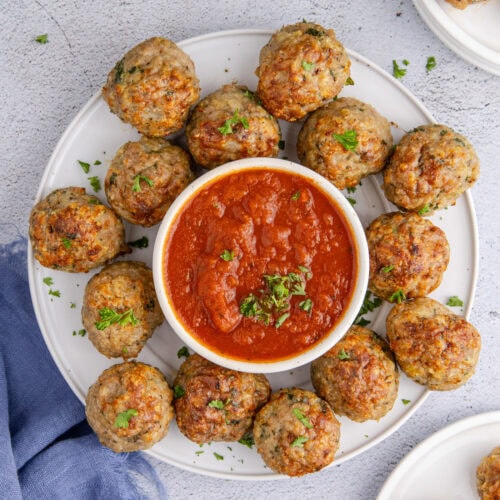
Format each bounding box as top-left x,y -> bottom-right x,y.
413,0 -> 500,75
377,410 -> 500,499
26,27 -> 479,480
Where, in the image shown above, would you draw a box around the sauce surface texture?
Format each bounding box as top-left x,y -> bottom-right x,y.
163,168 -> 356,362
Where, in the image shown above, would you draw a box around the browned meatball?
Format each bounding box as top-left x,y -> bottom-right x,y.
102,37 -> 200,137
445,0 -> 489,8
311,325 -> 399,422
297,97 -> 393,190
82,261 -> 164,359
366,211 -> 450,302
173,354 -> 271,443
256,22 -> 350,122
386,297 -> 481,390
105,136 -> 194,226
85,361 -> 174,452
185,84 -> 281,169
29,187 -> 129,272
253,387 -> 340,477
477,446 -> 500,500
383,124 -> 480,214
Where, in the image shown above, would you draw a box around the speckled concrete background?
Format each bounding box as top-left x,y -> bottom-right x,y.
1,0 -> 498,498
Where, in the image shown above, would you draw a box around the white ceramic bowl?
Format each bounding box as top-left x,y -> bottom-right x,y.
153,157 -> 369,373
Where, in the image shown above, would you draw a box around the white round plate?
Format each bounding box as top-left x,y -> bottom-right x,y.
28,29 -> 478,480
413,0 -> 500,75
378,411 -> 500,499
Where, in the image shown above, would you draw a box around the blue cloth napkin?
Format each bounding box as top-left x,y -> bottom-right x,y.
0,236 -> 167,499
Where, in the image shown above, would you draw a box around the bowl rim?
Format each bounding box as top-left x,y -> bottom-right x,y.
152,157 -> 369,373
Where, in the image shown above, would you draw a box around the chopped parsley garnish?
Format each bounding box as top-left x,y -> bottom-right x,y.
70,302 -> 76,309
345,76 -> 355,86
446,296 -> 463,307
72,329 -> 86,337
217,109 -> 249,135
401,398 -> 411,405
62,237 -> 72,249
389,290 -> 406,304
291,190 -> 301,201
346,186 -> 357,194
305,27 -> 324,36
173,385 -> 185,399
88,176 -> 101,192
208,399 -> 230,410
392,59 -> 408,79
347,197 -> 356,206
95,307 -> 139,330
220,249 -> 234,261
238,433 -> 254,448
35,34 -> 48,44
48,289 -> 61,298
333,130 -> 358,151
177,346 -> 190,359
426,56 -> 437,72
301,60 -> 315,72
195,450 -> 205,456
114,409 -> 138,428
355,290 -> 382,326
299,298 -> 313,313
338,348 -> 351,360
291,436 -> 309,448
382,265 -> 395,273
94,160 -> 102,165
213,452 -> 224,461
78,160 -> 90,173
239,268 -> 312,328
418,204 -> 431,215
43,277 -> 54,286
132,174 -> 153,192
293,408 -> 313,429
128,236 -> 149,248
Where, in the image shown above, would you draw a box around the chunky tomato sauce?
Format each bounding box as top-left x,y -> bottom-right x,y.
163,168 -> 356,362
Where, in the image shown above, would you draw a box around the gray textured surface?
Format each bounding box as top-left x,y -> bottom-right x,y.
1,0 -> 499,498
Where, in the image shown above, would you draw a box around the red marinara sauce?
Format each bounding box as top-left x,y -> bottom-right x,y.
163,168 -> 356,362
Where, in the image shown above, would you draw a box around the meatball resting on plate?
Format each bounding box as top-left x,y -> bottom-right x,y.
382,124 -> 480,214
102,37 -> 200,137
185,83 -> 281,169
256,21 -> 351,121
297,97 -> 393,190
29,186 -> 129,273
476,446 -> 500,500
173,353 -> 271,443
311,324 -> 399,422
253,387 -> 341,477
104,135 -> 194,227
82,261 -> 164,359
366,211 -> 450,302
386,297 -> 481,391
85,361 -> 174,452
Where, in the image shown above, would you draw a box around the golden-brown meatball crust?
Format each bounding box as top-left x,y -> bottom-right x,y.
102,37 -> 200,137
82,261 -> 164,359
476,446 -> 500,500
382,124 -> 480,214
29,187 -> 129,273
85,361 -> 174,452
253,387 -> 340,477
445,0 -> 489,8
185,84 -> 281,169
105,136 -> 194,226
366,211 -> 450,302
173,354 -> 271,444
386,297 -> 481,390
297,97 -> 393,190
256,22 -> 350,122
311,325 -> 399,422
